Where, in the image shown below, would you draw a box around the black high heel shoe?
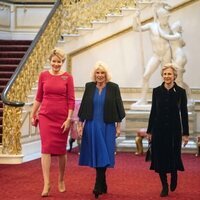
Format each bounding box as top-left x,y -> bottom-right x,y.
170,172 -> 177,192
102,184 -> 107,194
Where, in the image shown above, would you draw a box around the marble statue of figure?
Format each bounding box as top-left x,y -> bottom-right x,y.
132,6 -> 172,106
158,20 -> 191,98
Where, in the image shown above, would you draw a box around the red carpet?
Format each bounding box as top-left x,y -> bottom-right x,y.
0,152 -> 199,200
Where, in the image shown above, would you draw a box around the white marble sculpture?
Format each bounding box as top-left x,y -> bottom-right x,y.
131,2 -> 191,108
158,20 -> 191,98
132,6 -> 172,107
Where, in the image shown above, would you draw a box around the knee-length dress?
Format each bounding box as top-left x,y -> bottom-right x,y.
79,87 -> 116,168
36,71 -> 75,155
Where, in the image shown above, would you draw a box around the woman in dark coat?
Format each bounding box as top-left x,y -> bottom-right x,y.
147,63 -> 189,197
77,61 -> 125,199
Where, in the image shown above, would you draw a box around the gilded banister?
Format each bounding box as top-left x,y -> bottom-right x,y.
62,0 -> 136,34
2,0 -> 63,154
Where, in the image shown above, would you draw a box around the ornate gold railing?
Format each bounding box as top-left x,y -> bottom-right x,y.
2,0 -> 136,155
2,0 -> 63,154
62,0 -> 135,34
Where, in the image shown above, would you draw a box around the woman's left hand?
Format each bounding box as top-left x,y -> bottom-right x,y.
116,126 -> 120,137
182,135 -> 189,147
61,118 -> 71,133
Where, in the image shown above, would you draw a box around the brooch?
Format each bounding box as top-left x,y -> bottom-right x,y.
61,75 -> 68,80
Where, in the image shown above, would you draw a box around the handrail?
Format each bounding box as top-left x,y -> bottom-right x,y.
1,0 -> 61,107
0,0 -> 55,4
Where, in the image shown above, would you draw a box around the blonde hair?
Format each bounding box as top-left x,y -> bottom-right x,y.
49,48 -> 65,62
91,61 -> 112,82
161,63 -> 178,79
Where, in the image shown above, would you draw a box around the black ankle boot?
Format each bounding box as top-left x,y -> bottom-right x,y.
170,171 -> 177,192
102,182 -> 107,194
159,173 -> 169,197
160,185 -> 169,197
93,168 -> 103,198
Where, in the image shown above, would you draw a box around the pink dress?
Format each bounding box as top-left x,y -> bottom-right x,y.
36,71 -> 75,155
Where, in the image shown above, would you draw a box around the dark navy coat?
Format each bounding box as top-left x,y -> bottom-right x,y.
147,82 -> 189,173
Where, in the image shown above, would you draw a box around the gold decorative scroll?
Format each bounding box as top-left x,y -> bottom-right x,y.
62,0 -> 136,34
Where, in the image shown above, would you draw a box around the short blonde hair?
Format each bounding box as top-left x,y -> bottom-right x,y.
49,48 -> 65,62
91,61 -> 112,82
161,63 -> 178,79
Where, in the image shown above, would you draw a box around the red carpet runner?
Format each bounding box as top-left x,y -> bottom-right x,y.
0,152 -> 199,200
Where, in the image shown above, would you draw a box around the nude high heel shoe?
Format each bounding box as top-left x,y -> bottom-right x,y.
58,181 -> 66,193
41,185 -> 50,197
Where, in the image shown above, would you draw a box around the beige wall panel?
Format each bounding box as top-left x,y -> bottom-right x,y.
15,6 -> 51,29
0,4 -> 11,28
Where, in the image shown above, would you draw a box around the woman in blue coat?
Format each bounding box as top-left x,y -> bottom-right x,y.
77,61 -> 125,198
147,63 -> 189,197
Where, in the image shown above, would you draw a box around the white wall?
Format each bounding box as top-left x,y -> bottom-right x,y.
0,2 -> 52,40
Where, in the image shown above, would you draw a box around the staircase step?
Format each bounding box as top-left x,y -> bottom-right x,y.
0,39 -> 32,145
0,78 -> 9,85
0,40 -> 32,45
0,108 -> 3,117
0,58 -> 21,65
0,71 -> 13,79
0,86 -> 5,93
0,45 -> 29,51
0,64 -> 18,72
0,51 -> 26,58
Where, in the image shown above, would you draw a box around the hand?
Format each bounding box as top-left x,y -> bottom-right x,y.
135,9 -> 141,18
116,126 -> 120,138
146,133 -> 152,142
182,135 -> 189,147
77,125 -> 83,138
31,115 -> 38,127
61,118 -> 71,133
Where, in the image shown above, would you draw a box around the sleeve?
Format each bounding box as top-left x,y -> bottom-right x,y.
147,89 -> 157,134
115,84 -> 125,121
35,72 -> 44,102
67,75 -> 75,110
180,89 -> 189,136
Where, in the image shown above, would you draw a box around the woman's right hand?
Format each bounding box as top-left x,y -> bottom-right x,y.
77,125 -> 83,138
146,133 -> 152,142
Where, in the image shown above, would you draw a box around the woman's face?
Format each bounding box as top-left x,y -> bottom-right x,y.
162,67 -> 175,85
95,69 -> 106,84
50,55 -> 63,73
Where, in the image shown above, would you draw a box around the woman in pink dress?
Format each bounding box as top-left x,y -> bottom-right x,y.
30,48 -> 75,197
